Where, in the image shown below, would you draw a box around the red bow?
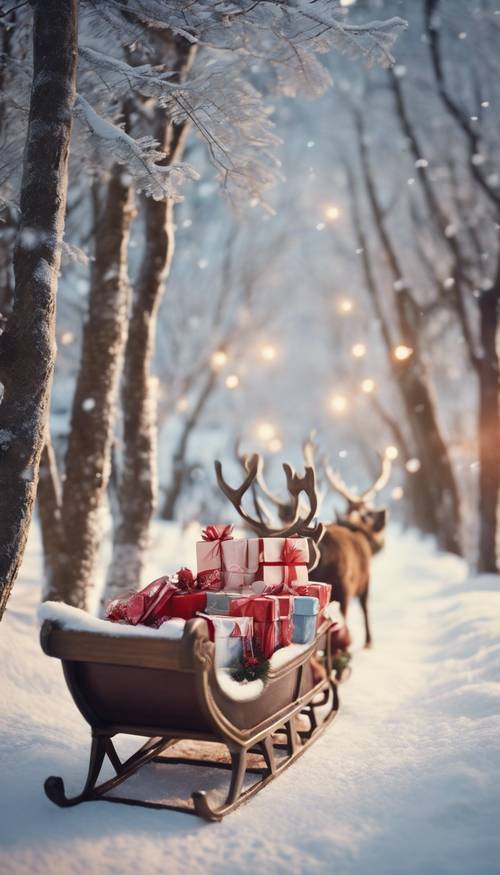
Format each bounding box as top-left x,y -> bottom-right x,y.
201,524 -> 234,542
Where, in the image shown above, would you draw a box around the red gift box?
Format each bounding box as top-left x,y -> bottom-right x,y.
290,582 -> 330,622
106,575 -> 207,627
276,594 -> 294,647
229,595 -> 279,659
169,591 -> 207,621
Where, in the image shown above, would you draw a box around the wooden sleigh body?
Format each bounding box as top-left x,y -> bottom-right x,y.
40,614 -> 340,821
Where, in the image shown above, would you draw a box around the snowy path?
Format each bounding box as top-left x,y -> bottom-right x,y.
1,525 -> 499,875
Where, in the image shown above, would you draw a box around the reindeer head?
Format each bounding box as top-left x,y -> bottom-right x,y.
324,453 -> 391,554
214,450 -> 324,569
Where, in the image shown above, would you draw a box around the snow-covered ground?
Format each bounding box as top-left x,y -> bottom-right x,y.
1,523 -> 499,875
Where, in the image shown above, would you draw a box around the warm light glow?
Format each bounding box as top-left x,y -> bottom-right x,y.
361,378 -> 376,394
260,343 -> 277,362
330,394 -> 348,414
352,343 -> 367,359
391,486 -> 404,501
385,445 -> 399,461
325,204 -> 342,221
176,397 -> 189,412
394,344 -> 413,361
337,297 -> 353,314
268,438 -> 283,453
256,422 -> 277,442
340,0 -> 356,6
210,349 -> 228,370
225,374 -> 239,389
60,331 -> 74,346
406,458 -> 421,473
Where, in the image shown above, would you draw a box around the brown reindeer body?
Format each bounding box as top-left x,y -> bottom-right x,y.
310,510 -> 386,647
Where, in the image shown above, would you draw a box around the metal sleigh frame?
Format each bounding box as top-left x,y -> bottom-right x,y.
40,616 -> 342,821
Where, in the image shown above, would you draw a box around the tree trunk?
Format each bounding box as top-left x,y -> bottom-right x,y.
0,0 -> 77,621
49,168 -> 134,607
396,358 -> 462,554
477,282 -> 500,572
161,371 -> 217,522
103,41 -> 196,606
38,439 -> 66,599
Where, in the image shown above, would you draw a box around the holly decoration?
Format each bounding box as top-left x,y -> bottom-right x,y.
332,650 -> 352,678
232,648 -> 270,683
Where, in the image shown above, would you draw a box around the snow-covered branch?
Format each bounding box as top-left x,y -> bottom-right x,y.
74,94 -> 198,200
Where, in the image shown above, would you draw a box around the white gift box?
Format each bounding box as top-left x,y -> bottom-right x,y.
246,537 -> 309,587
198,613 -> 254,669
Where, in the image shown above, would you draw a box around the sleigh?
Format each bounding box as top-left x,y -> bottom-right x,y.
40,611 -> 339,821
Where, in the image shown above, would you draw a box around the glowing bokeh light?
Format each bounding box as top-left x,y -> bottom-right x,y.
394,344 -> 413,361
352,343 -> 367,358
325,204 -> 342,221
210,349 -> 228,370
268,438 -> 283,453
260,343 -> 277,362
225,374 -> 239,389
361,378 -> 376,394
406,458 -> 421,473
256,422 -> 277,442
330,394 -> 348,414
385,445 -> 399,461
337,298 -> 353,314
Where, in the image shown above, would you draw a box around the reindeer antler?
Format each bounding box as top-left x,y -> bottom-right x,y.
234,438 -> 275,526
324,451 -> 392,509
358,452 -> 392,503
235,436 -> 308,525
214,454 -> 324,542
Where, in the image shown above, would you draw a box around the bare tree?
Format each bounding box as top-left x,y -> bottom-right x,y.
346,113 -> 462,555
0,0 -> 78,620
104,38 -> 196,604
422,0 -> 499,570
43,166 -> 134,607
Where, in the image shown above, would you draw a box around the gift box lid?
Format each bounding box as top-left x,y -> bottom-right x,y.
292,582 -> 330,609
293,595 -> 319,616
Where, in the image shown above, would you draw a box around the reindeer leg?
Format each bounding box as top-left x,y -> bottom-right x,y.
359,592 -> 372,648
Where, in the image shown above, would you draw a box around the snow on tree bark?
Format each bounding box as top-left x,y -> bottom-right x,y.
48,168 -> 134,608
0,0 -> 78,621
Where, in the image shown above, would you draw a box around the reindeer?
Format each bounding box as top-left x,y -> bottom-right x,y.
229,437 -> 391,648
310,453 -> 391,648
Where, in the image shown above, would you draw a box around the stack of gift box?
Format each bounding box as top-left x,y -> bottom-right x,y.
192,524 -> 331,669
106,524 -> 338,675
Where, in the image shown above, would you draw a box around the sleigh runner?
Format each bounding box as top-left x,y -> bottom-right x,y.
40,612 -> 339,821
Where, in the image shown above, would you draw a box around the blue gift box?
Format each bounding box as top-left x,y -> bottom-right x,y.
205,592 -> 233,615
292,596 -> 319,644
